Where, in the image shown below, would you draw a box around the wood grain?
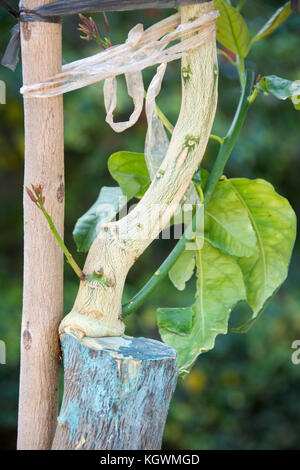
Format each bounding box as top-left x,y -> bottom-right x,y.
17,0 -> 64,450
52,334 -> 178,450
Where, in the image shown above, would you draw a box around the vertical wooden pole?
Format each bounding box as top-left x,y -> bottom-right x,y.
18,0 -> 64,449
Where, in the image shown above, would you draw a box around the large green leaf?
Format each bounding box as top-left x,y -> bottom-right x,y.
258,75 -> 300,110
251,2 -> 292,45
108,151 -> 151,200
214,0 -> 250,58
169,176 -> 258,292
158,240 -> 246,375
73,186 -> 126,252
157,307 -> 194,336
205,178 -> 258,258
228,178 -> 297,330
169,250 -> 196,291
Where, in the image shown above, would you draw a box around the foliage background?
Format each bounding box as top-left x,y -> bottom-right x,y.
0,0 -> 300,450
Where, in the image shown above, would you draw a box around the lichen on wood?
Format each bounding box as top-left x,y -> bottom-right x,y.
52,334 -> 178,450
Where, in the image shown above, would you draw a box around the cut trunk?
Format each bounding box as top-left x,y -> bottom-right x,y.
18,0 -> 64,450
52,334 -> 178,450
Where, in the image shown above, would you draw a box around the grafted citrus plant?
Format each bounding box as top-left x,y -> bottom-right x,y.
29,0 -> 298,377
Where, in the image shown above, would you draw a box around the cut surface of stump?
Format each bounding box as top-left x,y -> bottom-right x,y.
52,334 -> 178,450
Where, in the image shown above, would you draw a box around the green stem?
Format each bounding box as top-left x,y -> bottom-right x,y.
38,197 -> 84,280
204,70 -> 254,201
210,134 -> 224,145
122,70 -> 255,318
217,48 -> 236,67
144,90 -> 174,135
145,91 -> 223,144
237,0 -> 246,11
156,104 -> 174,135
236,56 -> 246,89
248,85 -> 259,105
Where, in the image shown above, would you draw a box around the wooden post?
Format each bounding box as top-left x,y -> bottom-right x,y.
52,334 -> 178,450
18,0 -> 64,449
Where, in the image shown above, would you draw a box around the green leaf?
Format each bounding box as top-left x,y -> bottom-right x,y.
251,2 -> 292,45
158,241 -> 246,375
205,178 -> 258,258
228,178 -> 296,330
169,250 -> 196,291
108,151 -> 150,200
294,99 -> 300,111
258,75 -> 300,110
157,307 -> 194,336
214,0 -> 250,58
73,186 -> 126,252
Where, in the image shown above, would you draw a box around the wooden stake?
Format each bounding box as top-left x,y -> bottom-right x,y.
52,334 -> 178,450
17,0 -> 64,449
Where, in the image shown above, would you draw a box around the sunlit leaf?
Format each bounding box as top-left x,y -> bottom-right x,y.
251,2 -> 292,44
108,151 -> 150,199
73,186 -> 126,252
214,0 -> 250,58
169,250 -> 196,291
205,178 -> 258,258
157,307 -> 194,336
258,75 -> 300,110
158,240 -> 246,375
228,178 -> 297,331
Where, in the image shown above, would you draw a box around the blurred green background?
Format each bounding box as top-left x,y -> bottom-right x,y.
0,0 -> 300,450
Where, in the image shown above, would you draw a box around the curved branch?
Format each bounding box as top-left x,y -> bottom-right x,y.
60,2 -> 218,339
122,69 -> 255,317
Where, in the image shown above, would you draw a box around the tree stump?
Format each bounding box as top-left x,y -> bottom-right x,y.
52,334 -> 178,450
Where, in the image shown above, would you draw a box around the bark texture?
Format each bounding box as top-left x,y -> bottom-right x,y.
60,1 -> 218,339
18,0 -> 64,450
52,334 -> 178,450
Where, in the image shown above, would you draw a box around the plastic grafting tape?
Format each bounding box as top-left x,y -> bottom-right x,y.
34,0 -> 212,17
19,7 -> 61,24
1,1 -> 61,71
1,0 -> 213,71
